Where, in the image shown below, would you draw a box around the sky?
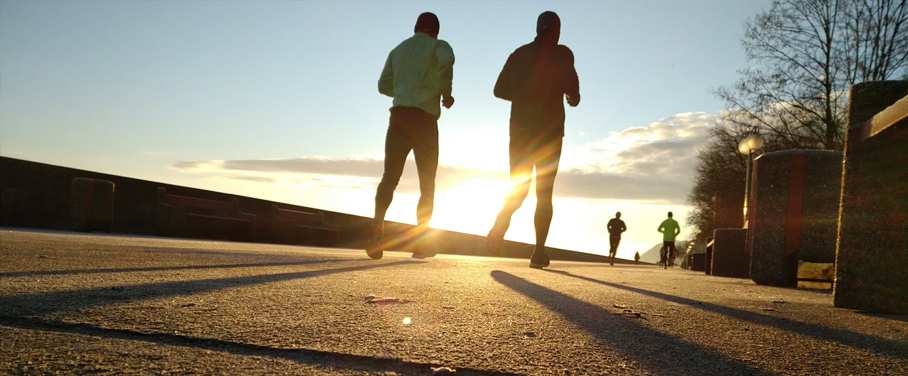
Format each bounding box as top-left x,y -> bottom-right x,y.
0,0 -> 772,258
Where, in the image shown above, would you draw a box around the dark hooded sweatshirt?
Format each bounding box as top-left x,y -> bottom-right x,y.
493,37 -> 580,138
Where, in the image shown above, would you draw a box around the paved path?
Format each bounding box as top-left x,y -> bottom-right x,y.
1,229 -> 906,375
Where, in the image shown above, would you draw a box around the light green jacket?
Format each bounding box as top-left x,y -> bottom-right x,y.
658,218 -> 681,242
378,32 -> 454,119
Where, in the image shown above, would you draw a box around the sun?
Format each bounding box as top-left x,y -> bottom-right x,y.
431,177 -> 512,235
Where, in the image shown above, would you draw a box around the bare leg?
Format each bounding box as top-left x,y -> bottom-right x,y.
487,141 -> 532,253
490,178 -> 531,237
533,193 -> 554,252
529,139 -> 562,268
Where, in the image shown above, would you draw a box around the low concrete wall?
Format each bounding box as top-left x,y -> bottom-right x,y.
0,157 -> 619,264
748,149 -> 842,287
834,81 -> 908,313
711,228 -> 748,278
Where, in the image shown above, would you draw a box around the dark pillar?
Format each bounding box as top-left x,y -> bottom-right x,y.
704,240 -> 714,275
749,150 -> 842,287
834,81 -> 908,313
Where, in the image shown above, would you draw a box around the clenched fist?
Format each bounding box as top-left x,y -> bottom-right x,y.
442,95 -> 455,109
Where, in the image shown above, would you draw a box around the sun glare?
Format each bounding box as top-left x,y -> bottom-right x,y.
431,177 -> 511,235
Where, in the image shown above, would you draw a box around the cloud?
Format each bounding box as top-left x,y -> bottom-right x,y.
173,157 -> 496,193
224,158 -> 381,177
559,112 -> 717,201
228,175 -> 275,183
173,112 -> 718,203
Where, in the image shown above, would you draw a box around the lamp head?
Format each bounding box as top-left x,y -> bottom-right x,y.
738,134 -> 764,154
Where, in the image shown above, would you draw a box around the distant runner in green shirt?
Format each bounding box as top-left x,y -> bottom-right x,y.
657,212 -> 681,268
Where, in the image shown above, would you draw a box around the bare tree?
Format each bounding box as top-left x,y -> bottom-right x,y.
842,0 -> 908,82
692,0 -> 907,239
687,125 -> 747,244
687,121 -> 795,244
718,0 -> 908,150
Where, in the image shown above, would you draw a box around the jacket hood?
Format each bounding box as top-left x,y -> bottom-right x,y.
536,11 -> 560,45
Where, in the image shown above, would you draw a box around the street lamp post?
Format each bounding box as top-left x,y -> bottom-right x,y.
738,134 -> 764,227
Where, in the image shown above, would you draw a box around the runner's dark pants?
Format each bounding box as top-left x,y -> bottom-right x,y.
661,241 -> 677,264
609,235 -> 621,256
374,107 -> 439,229
491,128 -> 563,251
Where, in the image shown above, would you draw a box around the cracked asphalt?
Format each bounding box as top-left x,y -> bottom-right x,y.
1,229 -> 906,375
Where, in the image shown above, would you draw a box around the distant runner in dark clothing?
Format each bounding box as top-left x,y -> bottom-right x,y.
607,212 -> 626,266
486,11 -> 580,269
368,12 -> 455,260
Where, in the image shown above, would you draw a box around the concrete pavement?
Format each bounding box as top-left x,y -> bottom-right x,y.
1,229 -> 906,375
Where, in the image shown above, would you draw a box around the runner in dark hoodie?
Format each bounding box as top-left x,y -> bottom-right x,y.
486,11 -> 580,269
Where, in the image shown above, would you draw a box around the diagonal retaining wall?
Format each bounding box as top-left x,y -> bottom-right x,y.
0,157 -> 619,264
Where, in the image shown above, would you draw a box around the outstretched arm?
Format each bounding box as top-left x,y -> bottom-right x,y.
378,53 -> 394,97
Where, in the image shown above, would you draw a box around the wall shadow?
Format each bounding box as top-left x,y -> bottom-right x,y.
491,271 -> 773,376
544,269 -> 908,360
1,260 -> 417,317
0,259 -> 350,278
0,316 -> 517,376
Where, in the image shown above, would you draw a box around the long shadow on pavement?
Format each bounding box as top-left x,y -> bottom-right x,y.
544,269 -> 908,360
0,259 -> 350,278
491,271 -> 774,376
0,316 -> 517,376
0,260 -> 417,317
